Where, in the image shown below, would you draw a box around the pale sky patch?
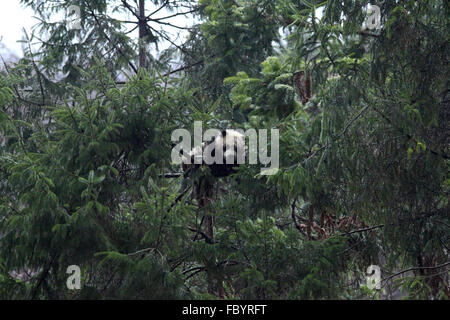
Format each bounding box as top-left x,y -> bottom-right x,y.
0,1 -> 195,61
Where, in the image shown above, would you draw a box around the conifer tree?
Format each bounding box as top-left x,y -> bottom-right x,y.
0,0 -> 448,299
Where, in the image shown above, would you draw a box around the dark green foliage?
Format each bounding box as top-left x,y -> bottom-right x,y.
0,0 -> 448,300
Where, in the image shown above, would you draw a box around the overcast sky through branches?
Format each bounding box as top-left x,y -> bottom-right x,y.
0,0 -> 194,60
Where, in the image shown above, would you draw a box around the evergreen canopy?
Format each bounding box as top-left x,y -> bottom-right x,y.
0,0 -> 448,299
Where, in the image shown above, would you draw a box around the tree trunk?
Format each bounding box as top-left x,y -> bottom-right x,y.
138,0 -> 147,69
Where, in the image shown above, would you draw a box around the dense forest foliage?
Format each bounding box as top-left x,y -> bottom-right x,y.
0,0 -> 448,299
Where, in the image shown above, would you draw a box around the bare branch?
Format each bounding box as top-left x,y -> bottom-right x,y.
120,0 -> 140,19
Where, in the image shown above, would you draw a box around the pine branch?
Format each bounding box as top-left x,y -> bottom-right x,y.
188,226 -> 216,244
184,268 -> 206,281
30,254 -> 58,300
337,224 -> 384,236
87,5 -> 138,74
146,0 -> 170,18
363,95 -> 450,160
148,9 -> 198,22
120,0 -> 140,20
381,261 -> 450,284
